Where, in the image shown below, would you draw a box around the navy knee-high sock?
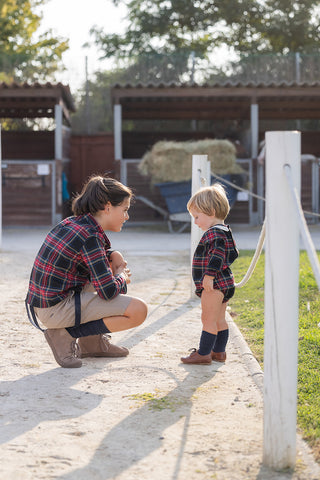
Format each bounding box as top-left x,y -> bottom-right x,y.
66,319 -> 110,338
213,329 -> 229,353
198,330 -> 217,355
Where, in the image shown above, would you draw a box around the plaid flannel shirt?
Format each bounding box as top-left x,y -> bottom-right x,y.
192,224 -> 239,297
26,213 -> 127,308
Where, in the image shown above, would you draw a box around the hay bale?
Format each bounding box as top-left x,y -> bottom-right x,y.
138,139 -> 244,184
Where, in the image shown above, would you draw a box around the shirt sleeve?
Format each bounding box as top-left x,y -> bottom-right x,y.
80,235 -> 127,300
204,235 -> 226,276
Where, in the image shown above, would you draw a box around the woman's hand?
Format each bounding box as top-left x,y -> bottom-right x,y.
202,274 -> 214,292
109,250 -> 131,284
121,267 -> 132,285
110,251 -> 127,273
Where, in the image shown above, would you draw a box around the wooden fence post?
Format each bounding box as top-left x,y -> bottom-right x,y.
264,131 -> 301,469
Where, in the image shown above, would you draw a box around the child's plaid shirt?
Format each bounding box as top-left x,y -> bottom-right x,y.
192,224 -> 239,298
26,213 -> 127,308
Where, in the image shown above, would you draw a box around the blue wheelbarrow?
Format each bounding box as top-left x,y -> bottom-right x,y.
155,174 -> 244,232
136,174 -> 245,233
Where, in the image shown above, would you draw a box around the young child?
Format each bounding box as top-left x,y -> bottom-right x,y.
181,183 -> 238,365
26,175 -> 148,368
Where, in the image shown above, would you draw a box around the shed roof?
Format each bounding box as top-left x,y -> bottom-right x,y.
0,82 -> 75,125
111,81 -> 320,121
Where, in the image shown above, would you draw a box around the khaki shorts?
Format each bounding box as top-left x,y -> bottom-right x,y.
34,284 -> 132,329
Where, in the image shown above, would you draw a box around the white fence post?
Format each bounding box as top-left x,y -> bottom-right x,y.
190,155 -> 210,294
264,131 -> 301,469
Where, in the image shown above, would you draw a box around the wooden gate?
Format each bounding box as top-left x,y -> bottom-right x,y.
2,160 -> 55,226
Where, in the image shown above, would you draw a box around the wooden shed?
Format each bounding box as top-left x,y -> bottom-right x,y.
0,82 -> 75,226
111,81 -> 320,225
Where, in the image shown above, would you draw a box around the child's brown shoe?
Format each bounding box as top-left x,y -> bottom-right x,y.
211,351 -> 226,362
181,348 -> 212,365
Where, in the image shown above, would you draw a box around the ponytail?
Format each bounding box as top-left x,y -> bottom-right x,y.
72,175 -> 132,216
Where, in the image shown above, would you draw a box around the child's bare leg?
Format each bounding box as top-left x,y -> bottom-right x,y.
217,302 -> 228,331
200,289 -> 225,334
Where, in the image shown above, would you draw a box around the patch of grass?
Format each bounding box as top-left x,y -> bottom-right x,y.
229,250 -> 320,462
125,389 -> 183,411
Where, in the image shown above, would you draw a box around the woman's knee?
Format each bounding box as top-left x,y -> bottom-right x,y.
126,298 -> 148,326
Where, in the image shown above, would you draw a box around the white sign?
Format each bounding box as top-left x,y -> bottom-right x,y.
237,191 -> 249,201
37,164 -> 50,176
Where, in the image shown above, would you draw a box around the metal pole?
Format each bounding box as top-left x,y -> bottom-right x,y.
263,131 -> 301,469
114,104 -> 123,182
295,52 -> 301,83
55,104 -> 63,161
251,102 -> 263,225
0,124 -> 2,249
51,161 -> 56,227
54,104 -> 63,225
85,56 -> 91,135
190,155 -> 210,295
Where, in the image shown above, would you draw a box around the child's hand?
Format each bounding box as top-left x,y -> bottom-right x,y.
202,274 -> 214,292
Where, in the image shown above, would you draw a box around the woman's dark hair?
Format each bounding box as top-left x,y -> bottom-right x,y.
72,175 -> 133,216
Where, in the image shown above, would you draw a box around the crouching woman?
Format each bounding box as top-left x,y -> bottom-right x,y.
25,175 -> 148,368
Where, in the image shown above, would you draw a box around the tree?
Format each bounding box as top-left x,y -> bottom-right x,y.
91,0 -> 225,62
0,0 -> 68,83
91,0 -> 320,63
218,0 -> 320,54
72,69 -> 129,134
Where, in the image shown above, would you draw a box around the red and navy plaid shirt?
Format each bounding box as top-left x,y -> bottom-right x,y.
192,224 -> 239,297
26,213 -> 127,308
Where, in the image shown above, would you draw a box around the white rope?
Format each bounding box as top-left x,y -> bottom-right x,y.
234,218 -> 266,288
211,170 -> 320,219
284,164 -> 320,291
211,170 -> 266,201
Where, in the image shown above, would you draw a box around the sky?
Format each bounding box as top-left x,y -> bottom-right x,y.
37,0 -> 128,92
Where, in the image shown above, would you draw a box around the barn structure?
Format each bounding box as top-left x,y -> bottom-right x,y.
1,81 -> 320,228
111,81 -> 320,226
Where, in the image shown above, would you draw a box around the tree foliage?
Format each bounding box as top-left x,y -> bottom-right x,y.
91,0 -> 320,64
0,0 -> 68,83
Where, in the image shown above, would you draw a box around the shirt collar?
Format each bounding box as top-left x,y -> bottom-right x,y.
210,223 -> 229,232
84,213 -> 111,248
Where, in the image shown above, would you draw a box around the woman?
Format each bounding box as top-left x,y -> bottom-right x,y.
26,175 -> 148,368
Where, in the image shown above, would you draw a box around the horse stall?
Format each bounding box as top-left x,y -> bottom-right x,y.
0,83 -> 75,227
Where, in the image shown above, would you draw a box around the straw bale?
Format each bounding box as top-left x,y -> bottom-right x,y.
138,139 -> 244,184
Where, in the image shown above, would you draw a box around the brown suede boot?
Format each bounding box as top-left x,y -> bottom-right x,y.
78,334 -> 129,358
44,329 -> 82,368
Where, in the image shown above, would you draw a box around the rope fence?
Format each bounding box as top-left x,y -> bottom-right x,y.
284,163 -> 320,290
212,169 -> 320,219
233,163 -> 320,289
234,219 -> 266,288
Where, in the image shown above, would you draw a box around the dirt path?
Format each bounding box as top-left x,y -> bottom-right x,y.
0,230 -> 319,480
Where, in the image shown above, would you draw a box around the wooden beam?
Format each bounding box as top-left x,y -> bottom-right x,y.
112,85 -> 320,102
